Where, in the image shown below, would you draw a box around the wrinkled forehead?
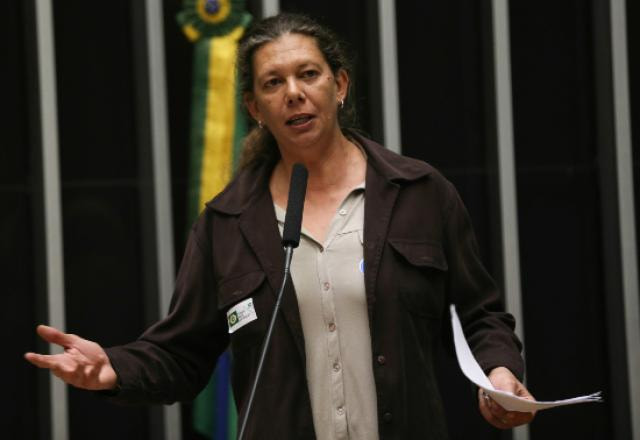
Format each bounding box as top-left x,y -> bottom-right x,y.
251,32 -> 327,75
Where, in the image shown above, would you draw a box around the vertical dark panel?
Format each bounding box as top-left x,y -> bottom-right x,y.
396,2 -> 504,439
629,0 -> 640,258
0,0 -> 45,439
164,0 -> 192,259
52,1 -> 149,439
509,1 -> 614,438
623,0 -> 640,433
278,0 -> 382,141
591,0 -> 633,437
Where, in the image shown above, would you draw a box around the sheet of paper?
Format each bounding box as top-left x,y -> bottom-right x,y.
450,304 -> 602,412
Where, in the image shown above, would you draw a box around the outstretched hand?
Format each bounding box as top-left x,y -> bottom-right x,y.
479,366 -> 536,429
24,325 -> 117,391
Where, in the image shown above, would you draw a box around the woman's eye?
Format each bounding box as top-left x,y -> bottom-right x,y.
264,78 -> 281,88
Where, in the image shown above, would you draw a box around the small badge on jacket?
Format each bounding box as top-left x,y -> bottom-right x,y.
227,297 -> 257,334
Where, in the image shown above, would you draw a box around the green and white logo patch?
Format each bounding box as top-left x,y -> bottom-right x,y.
228,311 -> 238,326
226,297 -> 257,334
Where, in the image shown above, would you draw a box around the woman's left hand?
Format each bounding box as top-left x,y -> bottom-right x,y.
478,366 -> 536,429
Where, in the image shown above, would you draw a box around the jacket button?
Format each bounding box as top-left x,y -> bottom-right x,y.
377,355 -> 386,365
383,412 -> 393,423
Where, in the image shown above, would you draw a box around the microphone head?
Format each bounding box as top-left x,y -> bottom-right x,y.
282,163 -> 308,248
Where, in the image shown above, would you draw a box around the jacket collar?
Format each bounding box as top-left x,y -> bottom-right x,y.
352,132 -> 434,184
206,132 -> 434,216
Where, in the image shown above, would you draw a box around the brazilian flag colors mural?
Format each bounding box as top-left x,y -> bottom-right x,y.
176,1 -> 252,438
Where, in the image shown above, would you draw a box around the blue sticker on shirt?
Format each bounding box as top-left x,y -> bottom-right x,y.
359,258 -> 365,273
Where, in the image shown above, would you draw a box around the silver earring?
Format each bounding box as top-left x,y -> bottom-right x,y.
258,120 -> 263,129
340,99 -> 344,109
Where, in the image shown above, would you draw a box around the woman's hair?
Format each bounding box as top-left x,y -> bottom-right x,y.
236,13 -> 357,169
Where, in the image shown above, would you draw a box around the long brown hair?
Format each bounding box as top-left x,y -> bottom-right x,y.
236,13 -> 358,169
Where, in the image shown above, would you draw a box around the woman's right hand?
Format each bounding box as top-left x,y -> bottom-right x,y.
24,325 -> 118,391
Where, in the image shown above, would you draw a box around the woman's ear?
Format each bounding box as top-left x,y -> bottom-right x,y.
335,68 -> 350,102
244,91 -> 260,122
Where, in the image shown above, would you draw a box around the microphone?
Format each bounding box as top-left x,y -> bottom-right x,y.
282,163 -> 308,248
238,164 -> 308,440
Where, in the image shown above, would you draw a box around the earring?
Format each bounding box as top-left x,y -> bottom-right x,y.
258,120 -> 263,129
340,99 -> 344,109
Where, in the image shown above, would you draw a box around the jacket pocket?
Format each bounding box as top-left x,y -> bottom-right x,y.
217,270 -> 267,350
388,239 -> 447,318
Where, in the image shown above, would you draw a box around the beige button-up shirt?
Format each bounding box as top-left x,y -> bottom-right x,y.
275,182 -> 378,440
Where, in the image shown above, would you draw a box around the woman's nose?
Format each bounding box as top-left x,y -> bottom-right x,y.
285,79 -> 305,104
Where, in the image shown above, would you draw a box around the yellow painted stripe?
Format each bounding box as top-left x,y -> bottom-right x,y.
199,26 -> 246,209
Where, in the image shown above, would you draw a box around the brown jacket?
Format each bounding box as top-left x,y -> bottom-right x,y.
105,134 -> 523,439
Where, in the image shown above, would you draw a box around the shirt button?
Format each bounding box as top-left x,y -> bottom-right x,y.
377,355 -> 386,365
339,209 -> 347,216
337,406 -> 344,415
323,282 -> 330,291
333,362 -> 341,372
383,412 -> 393,423
328,322 -> 336,332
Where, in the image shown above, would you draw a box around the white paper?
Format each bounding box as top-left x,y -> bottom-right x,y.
450,304 -> 602,412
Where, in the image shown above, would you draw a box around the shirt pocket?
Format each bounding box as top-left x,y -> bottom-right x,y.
388,238 -> 447,319
217,270 -> 267,351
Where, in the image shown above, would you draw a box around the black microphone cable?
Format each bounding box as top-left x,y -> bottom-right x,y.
238,163 -> 308,440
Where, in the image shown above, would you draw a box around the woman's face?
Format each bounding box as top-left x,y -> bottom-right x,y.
244,33 -> 348,152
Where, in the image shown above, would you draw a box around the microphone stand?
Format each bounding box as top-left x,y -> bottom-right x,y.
237,162 -> 306,439
237,244 -> 294,440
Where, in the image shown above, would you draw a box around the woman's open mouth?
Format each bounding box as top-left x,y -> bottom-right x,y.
286,114 -> 315,126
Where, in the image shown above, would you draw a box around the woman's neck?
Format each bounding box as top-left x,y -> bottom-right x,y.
273,132 -> 365,193
269,130 -> 366,242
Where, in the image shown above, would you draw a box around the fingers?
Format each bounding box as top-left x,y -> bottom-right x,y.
514,382 -> 536,401
482,366 -> 536,428
478,389 -> 535,429
24,352 -> 76,382
36,325 -> 76,348
25,336 -> 118,391
25,325 -> 77,370
24,351 -> 75,373
478,389 -> 511,429
25,351 -> 90,387
24,352 -> 59,369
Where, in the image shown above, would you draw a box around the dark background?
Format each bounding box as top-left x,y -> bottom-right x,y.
3,0 -> 638,439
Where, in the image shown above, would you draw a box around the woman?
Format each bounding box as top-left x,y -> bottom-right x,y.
26,13 -> 534,439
